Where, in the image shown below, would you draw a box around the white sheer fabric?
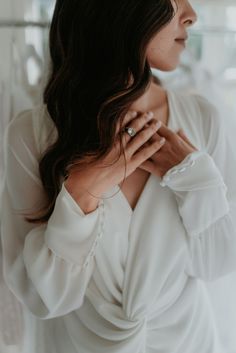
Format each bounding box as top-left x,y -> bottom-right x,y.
1,91 -> 236,352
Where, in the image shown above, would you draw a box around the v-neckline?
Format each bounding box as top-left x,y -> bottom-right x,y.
118,173 -> 152,214
118,90 -> 174,215
103,89 -> 174,216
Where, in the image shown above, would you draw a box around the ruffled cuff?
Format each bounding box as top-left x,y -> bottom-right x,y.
45,183 -> 105,268
160,151 -> 203,187
160,151 -> 229,237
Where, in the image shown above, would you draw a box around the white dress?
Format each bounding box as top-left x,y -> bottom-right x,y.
1,90 -> 236,353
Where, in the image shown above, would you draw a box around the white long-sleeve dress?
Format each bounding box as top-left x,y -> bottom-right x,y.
1,90 -> 236,353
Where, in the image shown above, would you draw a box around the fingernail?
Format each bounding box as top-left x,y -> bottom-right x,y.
156,121 -> 162,129
160,137 -> 165,144
131,111 -> 137,118
147,111 -> 154,119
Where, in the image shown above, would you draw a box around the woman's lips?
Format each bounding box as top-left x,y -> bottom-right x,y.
175,38 -> 187,47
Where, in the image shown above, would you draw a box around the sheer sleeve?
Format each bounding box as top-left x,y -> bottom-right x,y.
160,96 -> 236,281
0,111 -> 105,319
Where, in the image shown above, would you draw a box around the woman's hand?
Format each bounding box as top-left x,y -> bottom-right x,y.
65,111 -> 165,213
139,123 -> 198,178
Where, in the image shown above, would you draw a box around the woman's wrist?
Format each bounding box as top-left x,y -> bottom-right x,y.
64,179 -> 102,214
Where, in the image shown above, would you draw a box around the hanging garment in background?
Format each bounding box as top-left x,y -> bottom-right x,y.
0,23 -> 48,353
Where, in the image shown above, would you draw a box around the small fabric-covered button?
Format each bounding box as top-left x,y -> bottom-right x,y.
160,151 -> 203,188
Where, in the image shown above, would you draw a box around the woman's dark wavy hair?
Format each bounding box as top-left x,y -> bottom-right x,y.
27,0 -> 175,223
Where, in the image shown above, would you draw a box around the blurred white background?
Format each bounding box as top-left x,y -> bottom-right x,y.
0,1 -> 236,352
1,0 -> 236,175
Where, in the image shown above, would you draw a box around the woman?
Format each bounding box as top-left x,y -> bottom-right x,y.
1,0 -> 236,352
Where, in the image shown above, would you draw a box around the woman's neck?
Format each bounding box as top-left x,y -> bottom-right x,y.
130,82 -> 169,126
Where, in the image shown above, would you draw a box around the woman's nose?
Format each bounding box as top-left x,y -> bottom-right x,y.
183,3 -> 198,27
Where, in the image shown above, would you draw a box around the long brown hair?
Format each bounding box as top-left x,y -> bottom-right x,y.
28,0 -> 175,223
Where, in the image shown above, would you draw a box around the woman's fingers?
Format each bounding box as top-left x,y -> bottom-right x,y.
127,121 -> 163,156
121,111 -> 138,129
177,129 -> 197,149
158,125 -> 196,149
121,111 -> 156,145
139,160 -> 157,175
146,130 -> 165,145
116,111 -> 138,135
157,124 -> 176,140
131,135 -> 165,167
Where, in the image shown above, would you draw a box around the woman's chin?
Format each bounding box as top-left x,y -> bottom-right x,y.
149,59 -> 181,72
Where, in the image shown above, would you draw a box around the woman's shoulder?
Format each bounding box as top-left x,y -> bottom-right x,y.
167,89 -> 223,148
6,105 -> 57,156
167,89 -> 220,121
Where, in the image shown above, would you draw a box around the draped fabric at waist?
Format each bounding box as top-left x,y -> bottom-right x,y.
62,278 -> 219,353
63,274 -> 188,352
